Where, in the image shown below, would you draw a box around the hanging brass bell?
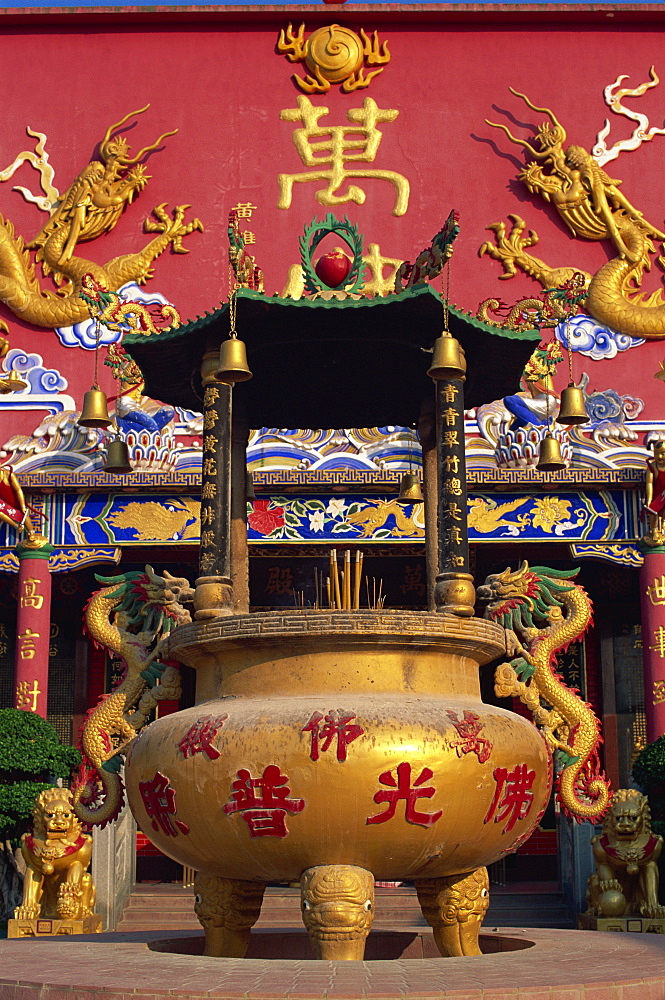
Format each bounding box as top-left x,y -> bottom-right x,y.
397,471 -> 425,504
536,432 -> 566,472
104,438 -> 132,474
556,383 -> 588,425
216,336 -> 253,383
427,334 -> 467,380
78,387 -> 112,428
246,469 -> 256,501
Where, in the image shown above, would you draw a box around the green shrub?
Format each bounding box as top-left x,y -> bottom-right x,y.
632,735 -> 665,839
0,709 -> 80,845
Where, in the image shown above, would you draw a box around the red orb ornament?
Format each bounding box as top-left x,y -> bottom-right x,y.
314,248 -> 352,288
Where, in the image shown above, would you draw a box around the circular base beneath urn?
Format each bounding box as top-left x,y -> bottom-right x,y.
1,927 -> 665,998
148,927 -> 533,959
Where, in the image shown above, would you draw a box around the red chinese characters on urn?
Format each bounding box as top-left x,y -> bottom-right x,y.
124,614 -> 553,886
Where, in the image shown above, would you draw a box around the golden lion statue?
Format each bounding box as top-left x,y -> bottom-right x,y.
586,788 -> 664,919
14,787 -> 96,922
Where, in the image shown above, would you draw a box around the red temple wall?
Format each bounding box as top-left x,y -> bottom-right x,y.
1,10 -> 665,442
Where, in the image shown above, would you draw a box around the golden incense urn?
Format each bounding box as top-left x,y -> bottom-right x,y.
125,610 -> 551,957
78,236 -> 609,960
120,304 -> 554,961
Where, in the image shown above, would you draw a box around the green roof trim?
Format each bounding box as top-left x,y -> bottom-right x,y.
124,284 -> 541,347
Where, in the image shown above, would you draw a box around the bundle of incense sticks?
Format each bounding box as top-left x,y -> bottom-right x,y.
365,577 -> 385,610
324,549 -> 364,610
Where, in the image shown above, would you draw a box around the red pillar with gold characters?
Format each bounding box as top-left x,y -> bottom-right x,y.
13,537 -> 54,718
640,546 -> 665,741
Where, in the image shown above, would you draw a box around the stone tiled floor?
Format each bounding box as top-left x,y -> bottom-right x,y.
1,927 -> 665,999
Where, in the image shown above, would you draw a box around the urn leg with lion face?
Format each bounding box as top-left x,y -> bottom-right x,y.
194,874 -> 266,957
300,865 -> 375,961
415,867 -> 490,956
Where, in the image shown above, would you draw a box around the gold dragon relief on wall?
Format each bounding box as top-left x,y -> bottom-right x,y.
0,106 -> 203,331
478,70 -> 665,339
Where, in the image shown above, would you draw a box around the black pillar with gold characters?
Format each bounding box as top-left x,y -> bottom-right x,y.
418,397 -> 438,612
426,322 -> 475,616
433,378 -> 474,615
194,351 -> 234,620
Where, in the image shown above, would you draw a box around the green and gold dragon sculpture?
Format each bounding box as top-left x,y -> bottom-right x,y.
478,561 -> 611,821
0,106 -> 202,330
73,565 -> 193,827
480,88 -> 665,339
79,272 -> 181,336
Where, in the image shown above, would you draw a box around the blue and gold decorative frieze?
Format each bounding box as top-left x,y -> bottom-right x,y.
467,491 -> 626,542
0,546 -> 120,574
570,543 -> 644,568
0,490 -> 634,549
48,547 -> 121,572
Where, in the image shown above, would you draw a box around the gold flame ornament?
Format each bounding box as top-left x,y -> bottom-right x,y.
277,23 -> 390,94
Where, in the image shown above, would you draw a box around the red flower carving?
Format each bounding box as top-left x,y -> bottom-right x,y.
248,499 -> 285,536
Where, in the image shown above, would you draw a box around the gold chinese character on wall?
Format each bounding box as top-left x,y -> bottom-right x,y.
15,679 -> 40,712
278,96 -> 409,217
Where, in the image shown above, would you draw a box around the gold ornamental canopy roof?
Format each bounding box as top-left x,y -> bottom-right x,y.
124,285 -> 540,429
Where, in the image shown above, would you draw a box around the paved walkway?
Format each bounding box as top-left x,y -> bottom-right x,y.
1,927 -> 664,999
